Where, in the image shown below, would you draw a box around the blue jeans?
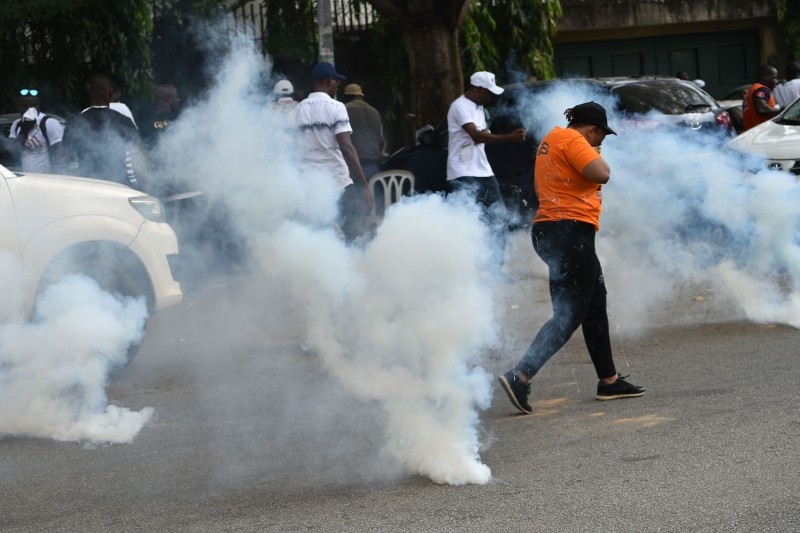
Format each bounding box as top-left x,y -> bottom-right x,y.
516,220 -> 617,380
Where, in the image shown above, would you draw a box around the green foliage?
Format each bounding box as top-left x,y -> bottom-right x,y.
151,0 -> 228,107
461,0 -> 562,82
776,0 -> 800,60
350,0 -> 561,122
0,0 -> 153,114
368,15 -> 408,123
263,0 -> 318,64
0,0 -> 225,117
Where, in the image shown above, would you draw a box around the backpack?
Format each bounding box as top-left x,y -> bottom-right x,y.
15,115 -> 53,166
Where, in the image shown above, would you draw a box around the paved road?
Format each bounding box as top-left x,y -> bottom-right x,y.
2,234 -> 799,532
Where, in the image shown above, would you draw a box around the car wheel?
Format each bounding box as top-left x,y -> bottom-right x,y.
35,242 -> 154,370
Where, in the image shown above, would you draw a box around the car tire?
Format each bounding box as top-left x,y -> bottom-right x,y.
35,242 -> 154,371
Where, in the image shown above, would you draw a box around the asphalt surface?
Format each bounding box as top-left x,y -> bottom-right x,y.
2,232 -> 799,532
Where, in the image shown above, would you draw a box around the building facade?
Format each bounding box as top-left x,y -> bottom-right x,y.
553,0 -> 778,98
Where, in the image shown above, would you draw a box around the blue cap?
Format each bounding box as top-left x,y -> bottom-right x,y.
311,62 -> 346,81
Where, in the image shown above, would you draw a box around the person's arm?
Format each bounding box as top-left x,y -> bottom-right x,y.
753,97 -> 781,117
462,122 -> 526,145
4,120 -> 23,160
752,89 -> 781,117
336,131 -> 375,211
48,142 -> 66,172
581,158 -> 610,184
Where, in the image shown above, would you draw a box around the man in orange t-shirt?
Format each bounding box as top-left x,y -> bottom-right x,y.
498,101 -> 645,414
742,64 -> 781,131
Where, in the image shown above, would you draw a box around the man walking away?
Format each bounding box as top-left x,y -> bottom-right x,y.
343,83 -> 386,181
295,62 -> 374,241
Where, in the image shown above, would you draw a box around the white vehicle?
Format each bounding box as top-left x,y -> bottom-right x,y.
0,163 -> 182,357
726,97 -> 800,175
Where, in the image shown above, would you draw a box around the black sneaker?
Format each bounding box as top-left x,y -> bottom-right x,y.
596,374 -> 645,401
498,370 -> 532,414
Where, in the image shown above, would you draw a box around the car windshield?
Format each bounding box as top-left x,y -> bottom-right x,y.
612,80 -> 718,114
776,98 -> 800,125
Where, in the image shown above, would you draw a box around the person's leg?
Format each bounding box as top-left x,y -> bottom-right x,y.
515,221 -> 599,378
498,221 -> 598,414
580,255 -> 617,380
582,255 -> 646,400
338,184 -> 367,242
450,176 -> 508,266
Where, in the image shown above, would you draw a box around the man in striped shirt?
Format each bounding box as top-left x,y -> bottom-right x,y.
295,62 -> 374,241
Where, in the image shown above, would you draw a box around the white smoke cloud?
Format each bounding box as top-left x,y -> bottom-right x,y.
138,30 -> 800,486
510,80 -> 800,333
261,193 -> 497,485
138,29 -> 504,485
10,27 -> 794,485
0,275 -> 150,443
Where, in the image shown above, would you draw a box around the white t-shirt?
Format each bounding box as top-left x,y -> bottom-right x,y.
773,79 -> 800,108
9,113 -> 65,173
295,92 -> 353,189
446,94 -> 493,181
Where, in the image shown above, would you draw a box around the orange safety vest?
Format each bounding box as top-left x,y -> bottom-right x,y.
742,82 -> 776,131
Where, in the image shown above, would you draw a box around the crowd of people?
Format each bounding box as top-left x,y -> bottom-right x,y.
4,74 -> 182,186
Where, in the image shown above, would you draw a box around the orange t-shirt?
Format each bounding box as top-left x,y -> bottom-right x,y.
742,82 -> 776,131
533,126 -> 604,231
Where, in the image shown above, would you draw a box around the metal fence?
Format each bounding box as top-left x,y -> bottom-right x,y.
229,0 -> 376,51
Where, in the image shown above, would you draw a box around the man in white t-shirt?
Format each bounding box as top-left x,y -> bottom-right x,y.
447,71 -> 526,262
8,89 -> 65,173
773,61 -> 800,108
295,62 -> 374,241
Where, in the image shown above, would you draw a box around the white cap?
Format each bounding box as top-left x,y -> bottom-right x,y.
470,71 -> 504,95
274,79 -> 294,95
693,79 -> 706,88
22,107 -> 38,121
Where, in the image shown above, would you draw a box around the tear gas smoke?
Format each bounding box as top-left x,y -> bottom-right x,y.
0,275 -> 151,443
263,193 -> 497,485
510,81 -> 800,331
144,30 -> 502,484
141,33 -> 800,486
7,21 -> 798,486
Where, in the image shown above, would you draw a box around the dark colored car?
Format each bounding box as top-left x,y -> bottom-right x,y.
495,76 -> 734,137
383,76 -> 733,224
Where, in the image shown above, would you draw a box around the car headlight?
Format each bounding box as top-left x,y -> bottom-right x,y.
129,196 -> 166,223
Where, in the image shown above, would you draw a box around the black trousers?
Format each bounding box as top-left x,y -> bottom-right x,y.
516,220 -> 617,379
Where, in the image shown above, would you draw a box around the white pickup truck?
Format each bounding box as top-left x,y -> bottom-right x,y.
0,163 -> 183,358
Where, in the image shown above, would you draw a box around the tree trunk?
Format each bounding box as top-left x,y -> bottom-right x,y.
366,0 -> 471,129
402,24 -> 464,129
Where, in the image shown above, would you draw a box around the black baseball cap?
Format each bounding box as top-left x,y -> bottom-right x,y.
572,101 -> 617,135
311,62 -> 346,81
